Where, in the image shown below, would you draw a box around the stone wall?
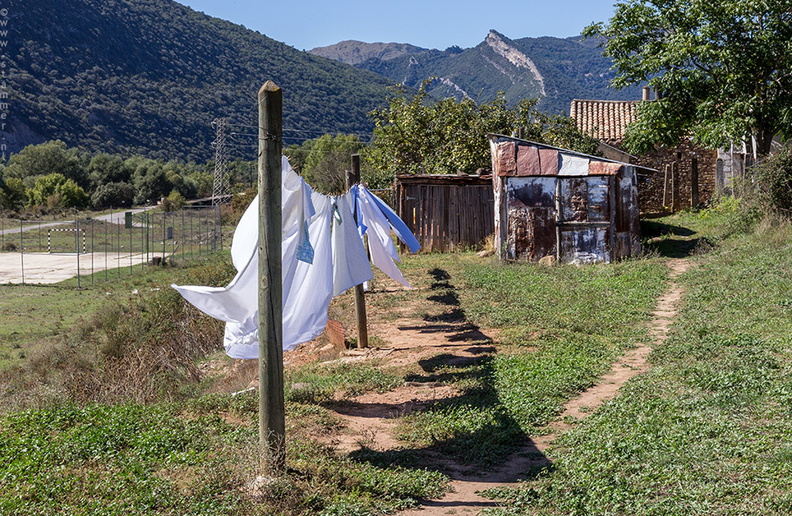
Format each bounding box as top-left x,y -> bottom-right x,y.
618,140 -> 718,214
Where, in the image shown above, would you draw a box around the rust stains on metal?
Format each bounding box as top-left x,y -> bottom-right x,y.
489,136 -> 642,264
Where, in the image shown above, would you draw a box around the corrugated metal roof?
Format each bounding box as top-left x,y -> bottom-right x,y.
569,99 -> 640,143
487,134 -> 657,174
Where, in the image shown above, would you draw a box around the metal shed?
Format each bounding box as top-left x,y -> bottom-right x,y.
489,135 -> 645,264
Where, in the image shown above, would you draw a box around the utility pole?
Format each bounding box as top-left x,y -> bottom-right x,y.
258,81 -> 285,473
212,117 -> 230,206
347,154 -> 369,349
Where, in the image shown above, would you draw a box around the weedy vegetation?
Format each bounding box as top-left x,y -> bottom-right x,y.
1,195 -> 790,514
482,200 -> 792,515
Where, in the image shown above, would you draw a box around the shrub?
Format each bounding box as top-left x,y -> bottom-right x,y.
751,145 -> 792,218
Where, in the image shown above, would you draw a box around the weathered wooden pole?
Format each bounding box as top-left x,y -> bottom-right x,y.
347,154 -> 369,349
690,157 -> 699,209
258,80 -> 285,472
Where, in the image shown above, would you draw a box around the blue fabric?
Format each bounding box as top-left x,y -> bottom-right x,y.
350,185 -> 368,238
364,187 -> 421,253
295,221 -> 314,264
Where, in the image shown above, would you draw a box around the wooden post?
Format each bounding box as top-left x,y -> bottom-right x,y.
672,154 -> 681,213
76,219 -> 81,288
690,157 -> 699,209
258,80 -> 285,473
347,154 -> 369,349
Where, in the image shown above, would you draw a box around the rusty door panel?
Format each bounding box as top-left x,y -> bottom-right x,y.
559,227 -> 611,264
586,176 -> 611,222
615,172 -> 632,233
507,206 -> 556,261
559,177 -> 588,222
507,177 -> 557,209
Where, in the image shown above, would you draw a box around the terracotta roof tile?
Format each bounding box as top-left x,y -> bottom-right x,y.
570,99 -> 641,143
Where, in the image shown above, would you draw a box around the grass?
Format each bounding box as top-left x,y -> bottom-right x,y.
0,394 -> 448,515
4,196 -> 786,514
286,361 -> 404,404
483,207 -> 792,515
0,254 -> 233,371
383,254 -> 668,469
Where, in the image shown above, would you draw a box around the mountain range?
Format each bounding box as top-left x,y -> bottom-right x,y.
310,30 -> 643,115
5,0 -> 641,163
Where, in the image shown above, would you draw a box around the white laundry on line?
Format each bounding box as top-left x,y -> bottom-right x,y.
172,156 -> 419,359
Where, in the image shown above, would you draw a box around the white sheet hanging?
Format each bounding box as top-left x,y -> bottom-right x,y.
171,157 -> 378,358
355,186 -> 413,289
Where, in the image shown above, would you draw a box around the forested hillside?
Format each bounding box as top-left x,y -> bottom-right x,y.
5,0 -> 397,162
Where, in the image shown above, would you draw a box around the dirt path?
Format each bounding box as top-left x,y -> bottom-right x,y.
263,258 -> 691,514
396,258 -> 692,515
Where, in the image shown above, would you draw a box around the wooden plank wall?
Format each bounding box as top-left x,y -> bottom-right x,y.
395,175 -> 494,253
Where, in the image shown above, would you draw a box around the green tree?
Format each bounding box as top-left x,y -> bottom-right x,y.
299,134 -> 365,194
187,170 -> 213,198
87,152 -> 128,191
91,182 -> 136,209
0,176 -> 28,210
584,0 -> 792,156
27,173 -> 89,209
5,141 -> 86,188
129,158 -> 171,205
367,81 -> 599,176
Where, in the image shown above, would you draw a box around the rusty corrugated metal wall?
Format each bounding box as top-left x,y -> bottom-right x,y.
395,175 -> 494,252
491,136 -> 641,264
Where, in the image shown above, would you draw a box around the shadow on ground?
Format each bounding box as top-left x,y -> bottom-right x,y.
641,220 -> 713,258
338,267 -> 552,485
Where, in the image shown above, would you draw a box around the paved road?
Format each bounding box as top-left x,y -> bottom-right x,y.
0,206 -> 156,236
0,251 -> 157,284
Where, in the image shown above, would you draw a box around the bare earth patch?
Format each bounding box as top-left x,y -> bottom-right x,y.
219,258 -> 690,515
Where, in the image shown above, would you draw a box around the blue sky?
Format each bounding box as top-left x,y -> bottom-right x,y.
174,0 -> 619,51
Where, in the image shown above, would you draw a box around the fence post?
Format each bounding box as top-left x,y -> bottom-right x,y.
347,154 -> 369,349
162,211 -> 166,263
258,80 -> 285,473
76,219 -> 81,288
20,219 -> 24,285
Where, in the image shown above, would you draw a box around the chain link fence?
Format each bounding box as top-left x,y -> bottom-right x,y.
0,206 -> 224,285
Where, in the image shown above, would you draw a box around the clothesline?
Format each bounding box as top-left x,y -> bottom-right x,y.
172,156 -> 420,359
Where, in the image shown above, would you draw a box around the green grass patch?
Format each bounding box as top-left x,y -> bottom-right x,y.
390,254 -> 668,468
487,217 -> 792,515
0,392 -> 448,515
286,361 -> 404,404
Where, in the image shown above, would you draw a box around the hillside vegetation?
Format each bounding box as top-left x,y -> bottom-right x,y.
8,0 -> 396,162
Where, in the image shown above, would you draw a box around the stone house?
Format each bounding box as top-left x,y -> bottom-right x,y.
570,89 -> 744,213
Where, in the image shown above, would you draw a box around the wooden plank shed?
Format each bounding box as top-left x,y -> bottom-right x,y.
394,174 -> 494,252
489,134 -> 650,264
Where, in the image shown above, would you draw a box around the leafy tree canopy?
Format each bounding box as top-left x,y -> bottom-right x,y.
367,80 -> 600,176
584,0 -> 792,156
5,141 -> 84,188
0,177 -> 27,210
297,134 -> 366,194
0,141 -> 223,212
27,173 -> 89,209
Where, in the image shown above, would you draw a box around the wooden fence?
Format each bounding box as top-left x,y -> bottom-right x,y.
394,174 -> 494,252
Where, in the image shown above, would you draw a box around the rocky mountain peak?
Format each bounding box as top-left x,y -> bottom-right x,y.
485,30 -> 546,96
